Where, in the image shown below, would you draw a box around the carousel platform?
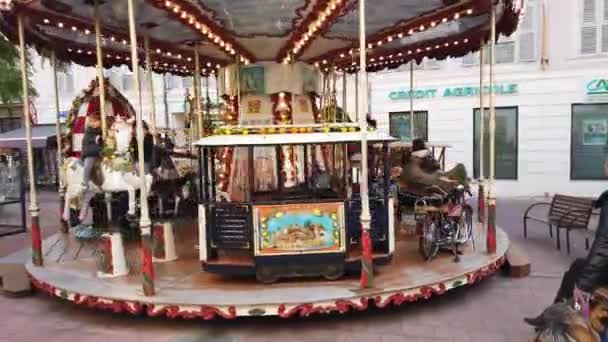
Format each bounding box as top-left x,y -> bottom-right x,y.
24,223 -> 508,319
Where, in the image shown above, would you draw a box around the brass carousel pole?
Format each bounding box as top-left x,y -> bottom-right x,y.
18,14 -> 42,267
51,52 -> 67,233
358,0 -> 373,289
342,72 -> 347,122
127,0 -> 155,295
478,42 -> 485,224
194,44 -> 203,138
94,0 -> 108,138
144,36 -> 157,144
409,62 -> 414,140
487,4 -> 497,254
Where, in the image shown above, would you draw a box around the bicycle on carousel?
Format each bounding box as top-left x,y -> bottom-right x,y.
413,184 -> 475,262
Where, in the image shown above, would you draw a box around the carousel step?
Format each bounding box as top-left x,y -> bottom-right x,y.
504,242 -> 530,278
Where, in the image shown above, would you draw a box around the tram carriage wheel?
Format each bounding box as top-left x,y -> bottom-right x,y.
255,266 -> 279,284
322,264 -> 345,281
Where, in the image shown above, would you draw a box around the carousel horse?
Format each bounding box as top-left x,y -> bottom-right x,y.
149,139 -> 198,217
62,117 -> 153,224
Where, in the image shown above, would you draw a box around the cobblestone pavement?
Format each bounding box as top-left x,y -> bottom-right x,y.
0,192 -> 593,342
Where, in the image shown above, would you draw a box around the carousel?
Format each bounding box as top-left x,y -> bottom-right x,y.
0,0 -> 522,318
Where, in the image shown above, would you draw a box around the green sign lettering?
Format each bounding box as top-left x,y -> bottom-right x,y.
587,79 -> 608,95
390,83 -> 518,101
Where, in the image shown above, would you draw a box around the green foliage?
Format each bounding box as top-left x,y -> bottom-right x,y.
0,35 -> 37,104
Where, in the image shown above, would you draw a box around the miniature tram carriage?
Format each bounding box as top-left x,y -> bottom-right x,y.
195,130 -> 396,283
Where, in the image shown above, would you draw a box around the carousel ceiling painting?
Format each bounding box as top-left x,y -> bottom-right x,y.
0,0 -> 524,75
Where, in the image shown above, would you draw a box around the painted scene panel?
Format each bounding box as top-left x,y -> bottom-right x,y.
254,202 -> 345,255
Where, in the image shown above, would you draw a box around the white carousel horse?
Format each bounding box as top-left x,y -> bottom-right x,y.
62,117 -> 153,223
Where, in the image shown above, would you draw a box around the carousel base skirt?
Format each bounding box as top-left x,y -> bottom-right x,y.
25,226 -> 508,319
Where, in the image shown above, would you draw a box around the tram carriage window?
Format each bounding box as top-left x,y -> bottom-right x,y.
473,107 -> 519,180
389,111 -> 428,142
571,103 -> 608,180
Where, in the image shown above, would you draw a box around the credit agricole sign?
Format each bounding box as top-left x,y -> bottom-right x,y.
388,83 -> 518,100
586,79 -> 608,96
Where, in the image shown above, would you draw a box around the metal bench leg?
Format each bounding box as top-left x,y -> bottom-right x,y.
556,227 -> 561,251
586,237 -> 590,250
549,224 -> 553,238
566,229 -> 571,255
523,218 -> 528,239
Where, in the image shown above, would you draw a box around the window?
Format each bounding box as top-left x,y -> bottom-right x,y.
166,74 -> 181,89
473,107 -> 518,180
571,103 -> 608,180
182,77 -> 194,88
57,69 -> 74,94
580,0 -> 608,54
462,0 -> 537,65
121,73 -> 134,91
389,111 -> 428,142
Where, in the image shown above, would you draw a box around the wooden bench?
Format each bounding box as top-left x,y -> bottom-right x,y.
524,194 -> 594,254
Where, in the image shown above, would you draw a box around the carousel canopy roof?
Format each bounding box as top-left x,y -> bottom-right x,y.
193,130 -> 395,147
0,0 -> 525,75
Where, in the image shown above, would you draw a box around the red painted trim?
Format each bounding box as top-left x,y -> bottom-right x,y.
28,255 -> 505,319
31,215 -> 42,266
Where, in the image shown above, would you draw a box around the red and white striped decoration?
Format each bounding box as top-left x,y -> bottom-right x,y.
66,79 -> 135,157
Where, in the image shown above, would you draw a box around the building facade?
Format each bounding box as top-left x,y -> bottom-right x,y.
28,60 -> 218,130
361,0 -> 608,197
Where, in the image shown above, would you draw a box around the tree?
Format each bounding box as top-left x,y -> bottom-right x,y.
0,34 -> 37,104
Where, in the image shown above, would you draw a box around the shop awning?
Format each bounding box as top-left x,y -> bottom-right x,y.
0,124 -> 57,150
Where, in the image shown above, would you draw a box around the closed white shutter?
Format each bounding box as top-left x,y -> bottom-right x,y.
462,51 -> 478,66
425,58 -> 441,69
122,73 -> 133,91
518,1 -> 536,61
182,76 -> 194,88
581,0 -> 597,54
58,68 -> 74,94
603,0 -> 608,52
496,40 -> 515,63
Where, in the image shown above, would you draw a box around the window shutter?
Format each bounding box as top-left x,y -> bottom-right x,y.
581,0 -> 597,54
603,23 -> 608,52
519,32 -> 536,61
582,26 -> 598,53
518,2 -> 536,61
603,0 -> 608,52
425,58 -> 441,69
182,76 -> 194,88
496,41 -> 515,63
462,52 -> 478,66
583,0 -> 596,23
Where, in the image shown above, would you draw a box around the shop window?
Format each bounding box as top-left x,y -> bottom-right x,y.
389,111 -> 428,142
473,107 -> 519,180
571,103 -> 608,179
580,0 -> 608,55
